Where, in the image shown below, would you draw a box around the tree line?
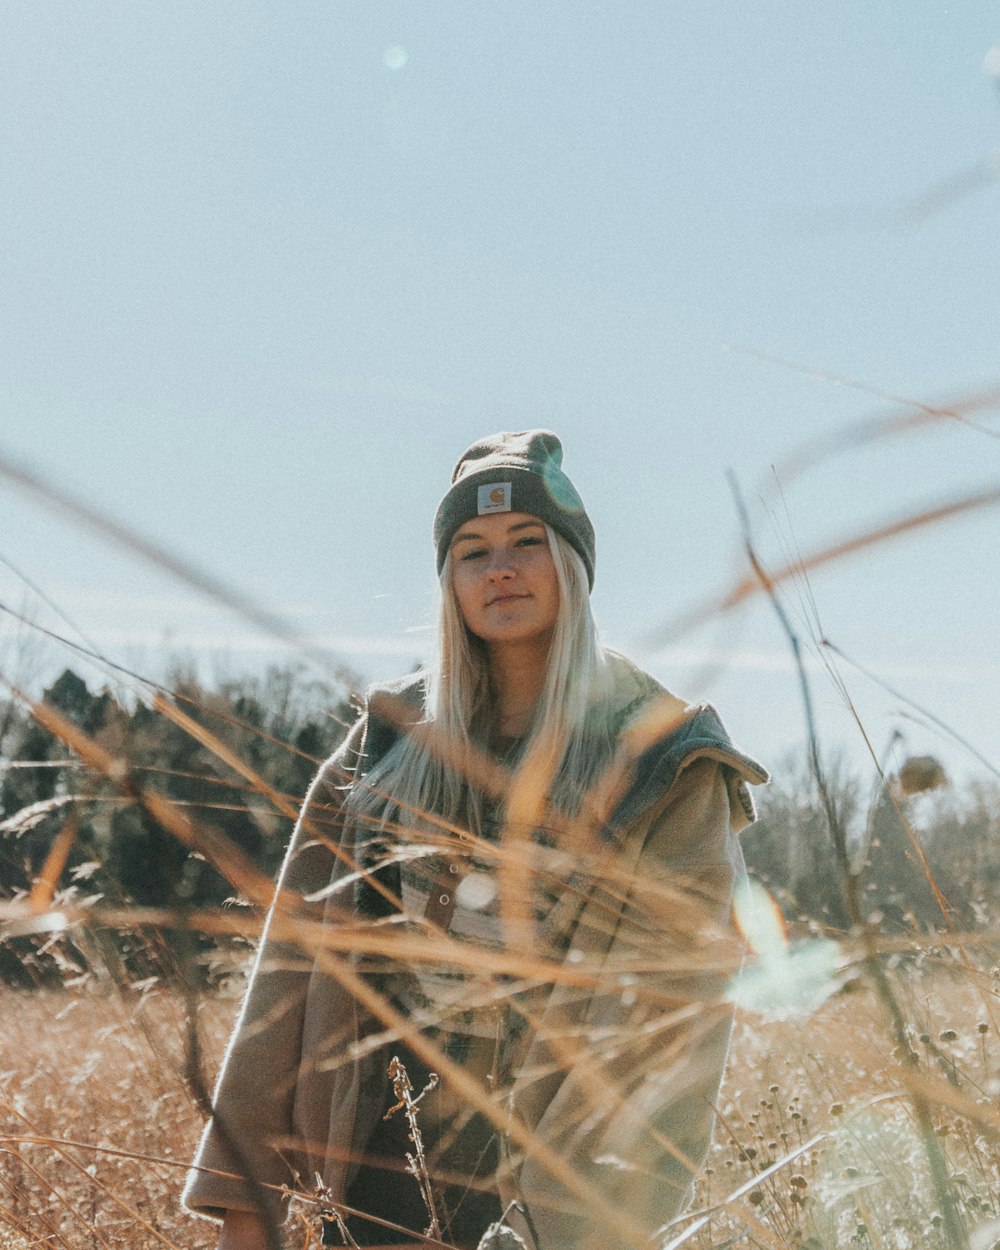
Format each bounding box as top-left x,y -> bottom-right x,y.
1,666 -> 996,986
742,749 -> 999,935
0,666 -> 353,986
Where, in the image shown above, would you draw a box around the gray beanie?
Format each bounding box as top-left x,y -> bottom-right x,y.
433,430 -> 595,588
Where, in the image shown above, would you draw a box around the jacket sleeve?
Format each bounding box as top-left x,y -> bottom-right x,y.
509,756 -> 743,1250
181,713 -> 367,1226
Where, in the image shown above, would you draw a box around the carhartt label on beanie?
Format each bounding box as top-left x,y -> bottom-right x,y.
477,482 -> 513,515
433,430 -> 596,587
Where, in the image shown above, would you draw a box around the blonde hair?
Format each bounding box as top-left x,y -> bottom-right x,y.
346,527 -> 615,838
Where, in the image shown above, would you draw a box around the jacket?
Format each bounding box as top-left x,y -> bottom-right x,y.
182,651 -> 767,1249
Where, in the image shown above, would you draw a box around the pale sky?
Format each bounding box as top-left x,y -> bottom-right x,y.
2,2 -> 999,789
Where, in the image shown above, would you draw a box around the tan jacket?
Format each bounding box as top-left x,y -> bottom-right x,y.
182,653 -> 767,1249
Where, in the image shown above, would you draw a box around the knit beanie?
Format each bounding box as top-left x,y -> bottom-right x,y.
433,430 -> 596,588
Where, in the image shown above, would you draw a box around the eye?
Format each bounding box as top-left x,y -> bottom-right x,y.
459,547 -> 488,562
515,535 -> 544,548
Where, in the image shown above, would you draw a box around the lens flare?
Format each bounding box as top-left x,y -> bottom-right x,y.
728,878 -> 842,1020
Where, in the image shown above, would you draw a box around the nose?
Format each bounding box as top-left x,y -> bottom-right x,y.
485,550 -> 515,579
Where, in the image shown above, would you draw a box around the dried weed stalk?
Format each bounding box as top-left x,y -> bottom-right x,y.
384,1056 -> 442,1242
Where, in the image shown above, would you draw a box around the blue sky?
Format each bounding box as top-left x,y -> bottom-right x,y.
2,2 -> 999,788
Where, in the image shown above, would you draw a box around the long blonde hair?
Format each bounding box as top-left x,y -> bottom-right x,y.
346,526 -> 615,838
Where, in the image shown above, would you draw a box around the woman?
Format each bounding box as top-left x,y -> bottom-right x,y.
183,431 -> 767,1250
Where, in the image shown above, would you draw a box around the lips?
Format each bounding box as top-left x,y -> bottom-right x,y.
486,593 -> 529,606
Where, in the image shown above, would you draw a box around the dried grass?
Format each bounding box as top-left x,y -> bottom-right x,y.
1,386 -> 999,1248
1,962 -> 997,1249
0,987 -> 234,1249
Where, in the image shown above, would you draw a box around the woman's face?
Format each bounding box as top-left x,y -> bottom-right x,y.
450,511 -> 560,649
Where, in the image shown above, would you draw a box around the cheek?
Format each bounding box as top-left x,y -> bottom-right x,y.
450,568 -> 478,622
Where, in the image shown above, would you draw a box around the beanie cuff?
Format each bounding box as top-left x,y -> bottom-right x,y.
434,465 -> 595,588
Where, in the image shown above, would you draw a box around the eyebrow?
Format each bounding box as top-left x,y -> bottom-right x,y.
451,520 -> 546,545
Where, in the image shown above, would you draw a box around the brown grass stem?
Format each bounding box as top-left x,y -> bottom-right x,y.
821,638 -> 1000,782
728,472 -> 971,1249
0,1107 -> 182,1250
646,481 -> 1000,648
0,897 -> 742,1006
296,938 -> 657,1249
0,1150 -> 80,1250
0,592 -> 340,775
661,1131 -> 828,1248
0,449 -> 360,690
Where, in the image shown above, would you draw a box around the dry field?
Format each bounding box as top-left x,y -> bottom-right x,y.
2,392 -> 998,1248
1,955 -> 997,1250
0,986 -> 233,1250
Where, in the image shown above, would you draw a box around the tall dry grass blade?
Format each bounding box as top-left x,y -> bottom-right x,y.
0,759 -> 80,771
0,1165 -> 74,1250
151,693 -> 319,810
0,594 -> 339,776
776,598 -> 981,964
3,682 -> 277,907
807,640 -> 972,946
576,691 -> 691,843
749,507 -> 983,983
0,1102 -> 177,1250
0,548 -> 104,660
822,1019 -> 1000,1137
496,738 -> 561,953
293,933 -> 657,1249
363,687 -> 629,892
176,933 -> 285,1250
0,593 -> 169,699
647,481 -> 1000,646
0,1134 -> 308,1186
729,356 -> 1000,484
27,808 -> 79,914
660,1132 -> 827,1249
0,1131 -> 593,1250
0,794 -> 77,835
151,693 -> 314,813
728,475 -> 971,1250
823,638 -> 1000,780
506,984 -> 781,1245
384,1057 -> 442,1240
0,896 -> 722,1016
0,1194 -> 53,1250
1,741 -> 725,1245
152,690 -> 412,923
0,448 -> 360,688
897,152 -> 1000,224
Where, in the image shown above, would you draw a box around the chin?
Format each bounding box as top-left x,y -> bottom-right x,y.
477,624 -> 554,648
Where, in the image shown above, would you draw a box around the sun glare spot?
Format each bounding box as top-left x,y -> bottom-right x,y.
383,44 -> 408,72
733,877 -> 788,960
